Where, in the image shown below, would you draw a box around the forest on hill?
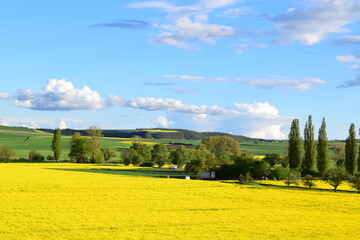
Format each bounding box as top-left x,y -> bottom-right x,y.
37,128 -> 256,141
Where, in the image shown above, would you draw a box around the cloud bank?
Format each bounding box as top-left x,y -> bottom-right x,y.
7,79 -> 292,138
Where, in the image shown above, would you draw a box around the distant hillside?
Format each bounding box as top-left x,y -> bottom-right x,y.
37,128 -> 255,141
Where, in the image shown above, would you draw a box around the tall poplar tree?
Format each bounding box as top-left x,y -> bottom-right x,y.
303,115 -> 316,172
345,123 -> 357,175
51,128 -> 62,161
288,119 -> 302,169
317,118 -> 328,175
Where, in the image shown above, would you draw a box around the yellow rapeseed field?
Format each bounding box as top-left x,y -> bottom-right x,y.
0,163 -> 359,239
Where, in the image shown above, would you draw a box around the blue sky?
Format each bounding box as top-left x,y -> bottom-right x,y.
1,0 -> 360,139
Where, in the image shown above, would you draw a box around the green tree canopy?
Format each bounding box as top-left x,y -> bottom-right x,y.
288,119 -> 302,169
317,118 -> 329,175
51,128 -> 62,161
345,123 -> 357,175
304,115 -> 316,172
201,136 -> 240,158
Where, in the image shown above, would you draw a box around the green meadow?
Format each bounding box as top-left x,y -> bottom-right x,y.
0,125 -> 341,161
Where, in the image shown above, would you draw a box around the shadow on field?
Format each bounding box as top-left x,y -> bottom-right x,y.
46,167 -> 194,179
256,182 -> 357,194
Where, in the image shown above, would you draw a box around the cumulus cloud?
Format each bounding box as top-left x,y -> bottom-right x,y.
128,0 -> 238,48
152,116 -> 174,128
90,19 -> 151,30
13,79 -> 105,111
0,92 -> 11,99
271,0 -> 360,45
162,74 -> 326,90
107,95 -> 126,106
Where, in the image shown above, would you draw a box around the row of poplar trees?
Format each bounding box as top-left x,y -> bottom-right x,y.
289,115 -> 360,176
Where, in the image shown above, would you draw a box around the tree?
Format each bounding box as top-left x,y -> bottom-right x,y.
151,144 -> 168,168
51,128 -> 62,161
69,132 -> 91,163
348,172 -> 360,194
131,154 -> 144,166
288,119 -> 302,169
0,147 -> 16,163
201,136 -> 240,158
87,126 -> 103,162
345,124 -> 357,175
284,169 -> 299,188
263,153 -> 282,167
317,118 -> 329,176
303,115 -> 316,172
121,149 -> 137,166
169,146 -> 189,168
131,143 -> 152,165
302,175 -> 317,189
323,167 -> 347,192
101,148 -> 117,162
185,149 -> 209,178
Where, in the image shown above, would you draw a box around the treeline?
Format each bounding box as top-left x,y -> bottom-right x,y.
37,128 -> 254,141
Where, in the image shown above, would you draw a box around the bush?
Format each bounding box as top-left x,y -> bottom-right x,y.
238,172 -> 253,184
269,167 -> 289,180
47,155 -> 55,160
29,150 -> 45,161
251,160 -> 270,179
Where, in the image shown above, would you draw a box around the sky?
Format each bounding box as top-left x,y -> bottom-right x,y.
0,0 -> 360,140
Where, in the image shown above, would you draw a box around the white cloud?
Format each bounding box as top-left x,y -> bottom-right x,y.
271,0 -> 360,45
165,102 -> 292,139
107,95 -> 126,106
13,79 -> 105,111
0,117 -> 52,129
129,0 -> 237,48
0,92 -> 11,99
126,97 -> 237,115
58,118 -> 83,129
152,116 -> 174,128
162,74 -> 326,90
154,15 -> 235,48
336,54 -> 360,63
